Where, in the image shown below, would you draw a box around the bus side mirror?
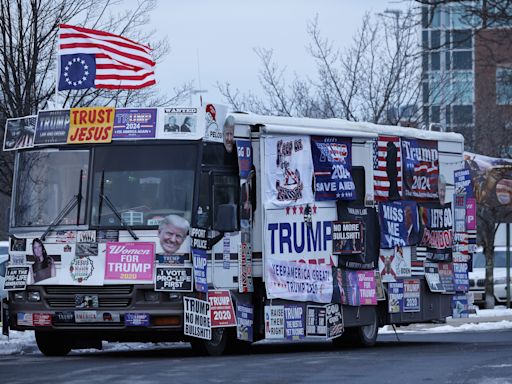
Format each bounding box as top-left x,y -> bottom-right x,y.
214,203 -> 238,232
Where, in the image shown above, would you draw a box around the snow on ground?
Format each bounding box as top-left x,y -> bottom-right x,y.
1,307 -> 511,355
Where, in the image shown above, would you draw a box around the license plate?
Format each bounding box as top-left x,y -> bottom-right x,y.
74,310 -> 98,323
75,295 -> 99,309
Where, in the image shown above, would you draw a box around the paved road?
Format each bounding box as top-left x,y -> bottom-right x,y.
1,330 -> 511,384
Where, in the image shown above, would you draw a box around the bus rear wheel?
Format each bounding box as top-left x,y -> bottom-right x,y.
190,327 -> 229,356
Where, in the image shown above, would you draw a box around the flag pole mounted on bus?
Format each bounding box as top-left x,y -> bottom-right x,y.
57,24 -> 156,92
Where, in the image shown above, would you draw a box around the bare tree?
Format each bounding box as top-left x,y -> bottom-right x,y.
0,0 -> 192,198
219,9 -> 423,126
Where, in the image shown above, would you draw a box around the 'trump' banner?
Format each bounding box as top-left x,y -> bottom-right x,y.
378,201 -> 420,249
401,138 -> 439,199
265,260 -> 333,303
310,136 -> 355,201
264,136 -> 314,207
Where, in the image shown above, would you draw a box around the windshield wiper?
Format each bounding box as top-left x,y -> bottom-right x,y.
97,170 -> 139,240
41,169 -> 83,241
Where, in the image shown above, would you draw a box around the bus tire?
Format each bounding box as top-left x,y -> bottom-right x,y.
333,315 -> 379,348
190,327 -> 229,356
35,331 -> 72,356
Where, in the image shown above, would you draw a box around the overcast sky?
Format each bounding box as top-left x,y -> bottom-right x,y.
146,0 -> 411,103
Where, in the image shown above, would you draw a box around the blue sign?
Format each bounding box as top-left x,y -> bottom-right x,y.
454,168 -> 473,197
452,294 -> 469,318
58,54 -> 96,90
236,139 -> 253,179
401,138 -> 439,199
192,248 -> 208,293
453,262 -> 469,292
236,303 -> 254,342
125,313 -> 150,326
388,281 -> 404,313
311,136 -> 355,201
284,304 -> 305,340
378,201 -> 419,249
113,108 -> 157,139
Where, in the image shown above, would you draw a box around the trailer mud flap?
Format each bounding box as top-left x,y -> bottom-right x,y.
1,299 -> 9,337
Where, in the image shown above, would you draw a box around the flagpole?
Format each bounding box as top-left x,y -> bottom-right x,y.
55,23 -> 61,109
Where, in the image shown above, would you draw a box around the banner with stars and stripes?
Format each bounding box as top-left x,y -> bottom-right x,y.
373,136 -> 402,201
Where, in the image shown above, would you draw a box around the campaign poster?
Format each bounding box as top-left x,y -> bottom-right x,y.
306,305 -> 327,337
379,246 -> 412,282
236,303 -> 254,342
265,305 -> 285,339
310,136 -> 355,201
357,270 -> 377,305
326,303 -> 344,339
112,108 -> 157,139
332,221 -> 363,254
337,204 -> 379,270
419,203 -> 453,262
453,262 -> 469,292
466,198 -> 477,230
3,266 -> 29,291
68,107 -> 114,144
424,262 -> 445,292
373,135 -> 402,201
76,230 -> 98,257
184,297 -> 211,340
284,305 -> 305,340
453,232 -> 470,263
403,279 -> 421,312
265,260 -> 333,303
341,269 -> 360,306
264,135 -> 314,207
452,294 -> 470,318
204,103 -> 228,143
265,205 -> 336,266
34,110 -> 70,145
104,242 -> 154,283
374,271 -> 385,301
59,254 -> 105,285
454,168 -> 473,197
238,242 -> 254,293
388,281 -> 404,313
378,200 -> 420,249
453,194 -> 467,233
154,266 -> 193,292
157,107 -> 198,137
192,248 -> 208,293
438,262 -> 455,293
236,139 -> 253,179
401,138 -> 439,199
3,115 -> 36,151
209,290 -> 237,328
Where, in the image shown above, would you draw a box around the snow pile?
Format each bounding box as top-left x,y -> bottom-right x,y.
0,330 -> 37,355
472,306 -> 512,318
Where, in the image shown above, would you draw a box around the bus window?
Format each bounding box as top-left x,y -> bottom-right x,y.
13,150 -> 89,227
91,144 -> 198,228
212,173 -> 239,232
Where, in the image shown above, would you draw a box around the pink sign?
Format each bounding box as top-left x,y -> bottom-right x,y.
357,271 -> 377,305
466,198 -> 476,231
105,242 -> 155,282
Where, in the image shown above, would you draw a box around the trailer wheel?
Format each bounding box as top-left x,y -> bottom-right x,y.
333,315 -> 379,348
35,331 -> 72,356
190,327 -> 229,356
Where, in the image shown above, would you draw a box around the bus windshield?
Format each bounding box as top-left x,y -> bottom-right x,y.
13,150 -> 89,227
91,144 -> 198,228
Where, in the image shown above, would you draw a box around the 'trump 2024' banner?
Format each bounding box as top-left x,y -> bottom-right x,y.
310,136 -> 355,201
401,138 -> 439,199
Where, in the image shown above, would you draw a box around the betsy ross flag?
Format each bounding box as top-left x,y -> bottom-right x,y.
58,24 -> 156,90
373,135 -> 402,201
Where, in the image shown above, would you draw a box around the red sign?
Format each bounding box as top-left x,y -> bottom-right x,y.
208,290 -> 236,328
33,313 -> 52,327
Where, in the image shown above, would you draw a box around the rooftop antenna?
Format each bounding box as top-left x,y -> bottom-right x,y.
189,48 -> 208,106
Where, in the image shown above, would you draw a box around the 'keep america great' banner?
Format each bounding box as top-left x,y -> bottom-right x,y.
401,138 -> 439,200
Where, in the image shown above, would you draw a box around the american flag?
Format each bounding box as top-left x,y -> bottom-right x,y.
373,136 -> 402,201
412,246 -> 426,276
58,24 -> 156,90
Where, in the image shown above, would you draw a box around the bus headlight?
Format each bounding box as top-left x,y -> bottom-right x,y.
27,291 -> 41,302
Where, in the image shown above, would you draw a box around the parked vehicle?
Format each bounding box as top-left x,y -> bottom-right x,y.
3,106 -> 465,356
469,247 -> 512,305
